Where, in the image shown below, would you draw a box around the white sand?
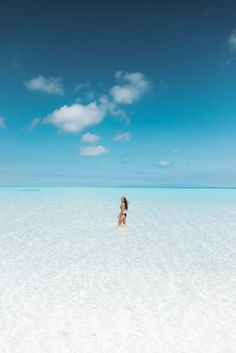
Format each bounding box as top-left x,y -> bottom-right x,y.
0,187 -> 235,353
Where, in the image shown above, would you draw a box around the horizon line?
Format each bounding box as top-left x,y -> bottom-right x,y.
1,185 -> 236,190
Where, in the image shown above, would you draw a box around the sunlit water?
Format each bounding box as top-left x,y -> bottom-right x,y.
0,187 -> 235,353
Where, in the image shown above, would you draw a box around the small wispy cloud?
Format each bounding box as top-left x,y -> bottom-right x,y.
86,91 -> 95,101
24,75 -> 64,95
79,145 -> 110,156
81,132 -> 101,143
228,30 -> 236,51
158,160 -> 172,168
27,118 -> 41,132
0,116 -> 6,128
110,71 -> 151,104
74,82 -> 96,103
172,149 -> 180,153
224,30 -> 236,66
76,91 -> 96,104
99,95 -> 128,121
156,80 -> 168,93
73,81 -> 90,93
113,132 -> 132,142
224,57 -> 234,66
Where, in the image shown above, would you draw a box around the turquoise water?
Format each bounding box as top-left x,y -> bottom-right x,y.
0,187 -> 235,353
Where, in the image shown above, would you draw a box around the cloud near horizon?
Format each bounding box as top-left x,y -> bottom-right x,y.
158,160 -> 172,168
79,145 -> 110,156
0,116 -> 6,128
24,75 -> 64,95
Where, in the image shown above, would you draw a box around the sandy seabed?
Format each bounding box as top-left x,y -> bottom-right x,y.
0,187 -> 235,353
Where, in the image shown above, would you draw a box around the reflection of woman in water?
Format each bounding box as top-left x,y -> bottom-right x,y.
118,196 -> 128,226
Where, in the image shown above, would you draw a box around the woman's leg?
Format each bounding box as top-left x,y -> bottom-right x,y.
123,215 -> 126,225
118,215 -> 125,226
121,215 -> 126,225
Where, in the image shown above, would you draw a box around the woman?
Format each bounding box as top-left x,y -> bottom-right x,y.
117,196 -> 128,226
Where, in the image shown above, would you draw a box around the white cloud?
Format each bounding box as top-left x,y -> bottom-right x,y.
115,70 -> 123,80
172,149 -> 179,153
42,102 -> 106,133
228,30 -> 236,51
80,145 -> 110,156
158,160 -> 172,168
110,71 -> 151,104
113,132 -> 132,142
29,71 -> 151,133
27,118 -> 41,132
73,81 -> 90,93
81,132 -> 101,143
24,75 -> 64,95
0,116 -> 6,128
99,95 -> 128,120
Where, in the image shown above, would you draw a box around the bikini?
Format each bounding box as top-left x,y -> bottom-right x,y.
122,210 -> 127,217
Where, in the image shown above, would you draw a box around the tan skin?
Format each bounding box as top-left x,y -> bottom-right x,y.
117,197 -> 127,226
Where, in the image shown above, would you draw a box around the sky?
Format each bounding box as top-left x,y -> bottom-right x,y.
0,0 -> 236,187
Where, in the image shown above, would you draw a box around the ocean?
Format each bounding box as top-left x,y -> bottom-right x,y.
0,187 -> 235,353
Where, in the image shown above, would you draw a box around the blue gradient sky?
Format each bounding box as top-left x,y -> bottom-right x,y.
0,0 -> 236,186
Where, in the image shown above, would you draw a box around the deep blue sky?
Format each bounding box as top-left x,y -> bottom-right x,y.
0,0 -> 236,186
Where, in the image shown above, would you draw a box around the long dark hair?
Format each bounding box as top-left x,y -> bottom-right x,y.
122,196 -> 128,210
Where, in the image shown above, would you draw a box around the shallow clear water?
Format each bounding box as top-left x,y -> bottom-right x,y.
0,187 -> 235,353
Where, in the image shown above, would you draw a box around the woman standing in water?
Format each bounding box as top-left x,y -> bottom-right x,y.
117,196 -> 128,226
